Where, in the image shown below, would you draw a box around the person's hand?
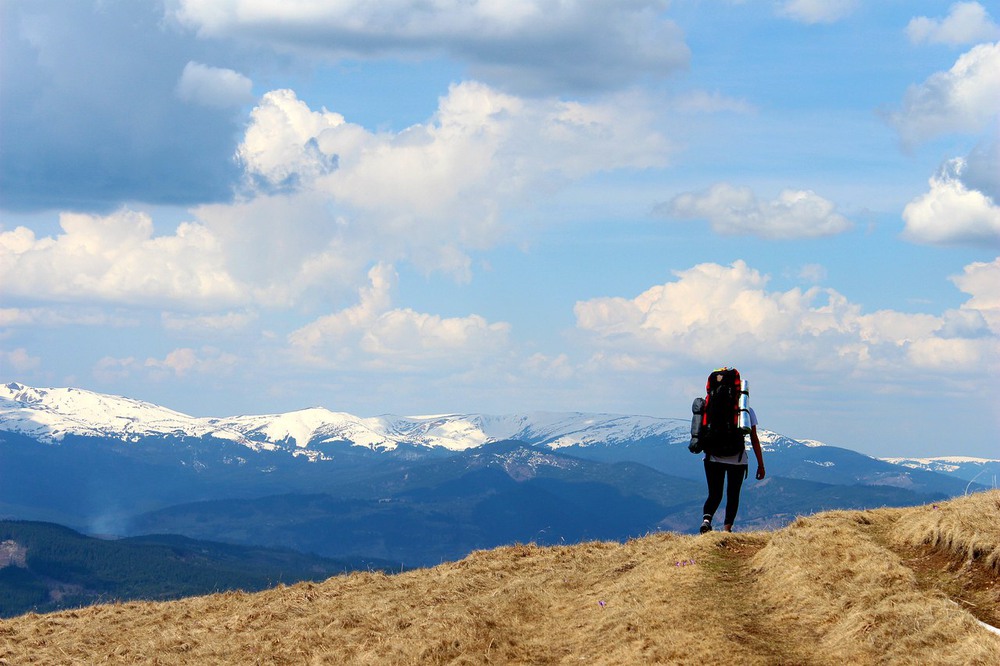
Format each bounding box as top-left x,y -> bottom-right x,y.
756,466 -> 765,480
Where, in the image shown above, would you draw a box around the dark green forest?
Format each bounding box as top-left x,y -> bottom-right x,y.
0,521 -> 402,618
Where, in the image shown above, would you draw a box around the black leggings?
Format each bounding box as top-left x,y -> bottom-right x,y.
703,460 -> 746,526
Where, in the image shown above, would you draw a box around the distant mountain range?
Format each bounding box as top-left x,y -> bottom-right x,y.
0,381 -> 688,451
1,381 -> 995,567
882,456 -> 1000,485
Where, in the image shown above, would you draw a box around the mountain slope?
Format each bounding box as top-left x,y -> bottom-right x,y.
0,520 -> 402,618
2,491 -> 997,665
123,440 -> 955,566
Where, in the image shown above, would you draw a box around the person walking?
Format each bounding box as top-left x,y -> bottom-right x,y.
700,404 -> 765,533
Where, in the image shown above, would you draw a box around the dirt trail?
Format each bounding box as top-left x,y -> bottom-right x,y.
691,534 -> 792,664
690,532 -> 844,666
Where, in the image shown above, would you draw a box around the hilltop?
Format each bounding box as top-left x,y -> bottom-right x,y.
2,491 -> 998,665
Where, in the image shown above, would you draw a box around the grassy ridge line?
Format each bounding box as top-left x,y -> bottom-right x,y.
892,491 -> 1000,573
1,491 -> 998,665
751,502 -> 999,665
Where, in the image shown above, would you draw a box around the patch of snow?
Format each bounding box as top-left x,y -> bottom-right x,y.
882,456 -> 999,465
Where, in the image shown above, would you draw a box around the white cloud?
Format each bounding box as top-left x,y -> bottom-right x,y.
902,158 -> 1000,246
951,257 -> 1000,333
906,2 -> 1000,46
797,264 -> 828,283
176,61 -> 254,108
889,41 -> 1000,145
662,183 -> 853,239
288,264 -> 510,370
144,347 -> 240,378
777,0 -> 858,24
5,82 -> 668,312
189,192 -> 368,307
96,347 -> 241,381
523,353 -> 574,381
241,84 -> 669,197
236,89 -> 346,187
0,209 -> 246,309
170,0 -> 689,94
574,259 -> 999,375
94,356 -> 139,382
215,83 -> 670,288
1,347 -> 41,374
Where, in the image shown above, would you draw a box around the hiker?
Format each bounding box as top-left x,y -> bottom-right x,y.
700,405 -> 765,533
689,367 -> 765,533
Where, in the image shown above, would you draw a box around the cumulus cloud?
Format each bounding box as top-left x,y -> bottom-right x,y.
660,183 -> 853,239
906,2 -> 1000,46
574,260 -> 999,375
211,83 -> 669,291
0,209 -> 246,308
240,84 -> 668,195
288,263 -> 510,370
889,41 -> 1000,145
170,0 -> 689,94
902,158 -> 1000,246
4,82 -> 668,311
777,0 -> 858,24
176,61 -> 254,108
951,257 -> 1000,333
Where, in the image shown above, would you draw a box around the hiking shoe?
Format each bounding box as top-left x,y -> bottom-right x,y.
699,519 -> 712,534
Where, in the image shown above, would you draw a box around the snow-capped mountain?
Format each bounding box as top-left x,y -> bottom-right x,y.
2,382 -> 989,496
0,382 -> 241,443
881,456 -> 1000,485
0,382 -> 689,453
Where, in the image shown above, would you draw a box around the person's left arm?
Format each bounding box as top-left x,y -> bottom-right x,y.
751,426 -> 765,480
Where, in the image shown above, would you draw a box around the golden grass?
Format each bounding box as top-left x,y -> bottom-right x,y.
2,491 -> 998,665
891,491 -> 1000,573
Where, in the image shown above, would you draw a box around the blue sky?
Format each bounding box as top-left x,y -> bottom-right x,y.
1,0 -> 998,459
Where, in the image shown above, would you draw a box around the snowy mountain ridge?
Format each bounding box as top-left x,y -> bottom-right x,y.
5,382 -> 996,475
1,382 -> 693,453
880,455 -> 1000,484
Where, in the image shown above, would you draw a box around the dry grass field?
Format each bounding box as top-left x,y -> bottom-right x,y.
2,490 -> 998,665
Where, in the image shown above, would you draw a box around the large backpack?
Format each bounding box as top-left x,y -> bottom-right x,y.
699,367 -> 747,458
